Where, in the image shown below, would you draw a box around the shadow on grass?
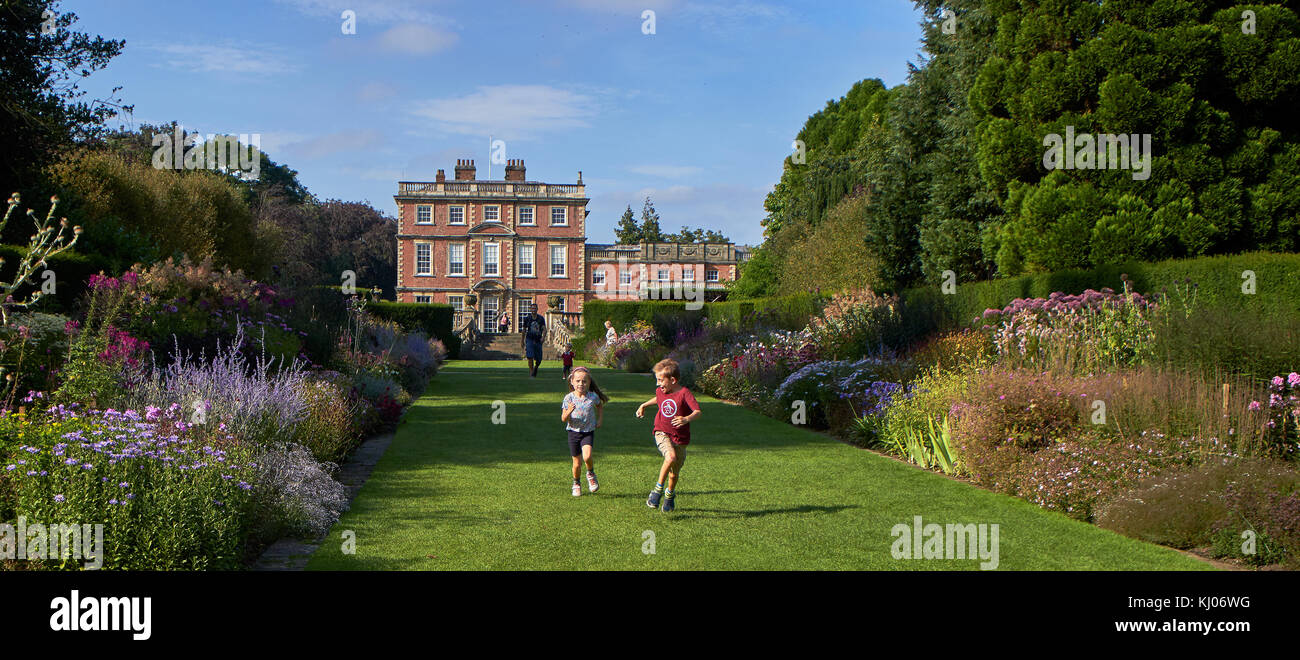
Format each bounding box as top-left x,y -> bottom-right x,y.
665,504 -> 860,520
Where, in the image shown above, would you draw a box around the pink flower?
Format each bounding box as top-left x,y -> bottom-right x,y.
1248,401 -> 1262,411
1289,372 -> 1300,388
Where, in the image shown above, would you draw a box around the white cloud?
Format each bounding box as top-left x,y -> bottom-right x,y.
410,85 -> 601,140
142,43 -> 301,75
377,23 -> 459,54
627,165 -> 703,179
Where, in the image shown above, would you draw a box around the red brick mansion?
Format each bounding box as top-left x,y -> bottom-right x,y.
394,159 -> 750,333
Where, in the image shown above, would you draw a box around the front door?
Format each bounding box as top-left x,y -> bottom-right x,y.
481,295 -> 499,333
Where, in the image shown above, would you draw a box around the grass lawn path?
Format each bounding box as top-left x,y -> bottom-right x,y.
306,360 -> 1213,571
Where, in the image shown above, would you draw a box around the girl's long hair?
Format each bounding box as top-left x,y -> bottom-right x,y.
568,367 -> 609,403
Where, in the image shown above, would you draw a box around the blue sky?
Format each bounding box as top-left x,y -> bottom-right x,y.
63,0 -> 925,246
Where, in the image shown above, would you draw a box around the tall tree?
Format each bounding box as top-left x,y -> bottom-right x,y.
613,204 -> 641,244
0,0 -> 129,197
639,196 -> 665,242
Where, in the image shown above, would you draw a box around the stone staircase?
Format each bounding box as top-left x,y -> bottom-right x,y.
465,332 -> 559,360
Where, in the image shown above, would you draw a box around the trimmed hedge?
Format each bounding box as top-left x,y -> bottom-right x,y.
899,252 -> 1300,339
0,244 -> 112,315
367,301 -> 461,358
583,294 -> 830,349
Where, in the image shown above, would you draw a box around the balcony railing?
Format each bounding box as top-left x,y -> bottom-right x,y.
397,182 -> 585,198
587,248 -> 640,260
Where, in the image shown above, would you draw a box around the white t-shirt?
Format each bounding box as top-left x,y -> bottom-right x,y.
563,391 -> 601,432
605,326 -> 617,343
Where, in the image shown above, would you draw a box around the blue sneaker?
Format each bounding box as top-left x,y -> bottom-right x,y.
662,494 -> 675,513
647,490 -> 662,508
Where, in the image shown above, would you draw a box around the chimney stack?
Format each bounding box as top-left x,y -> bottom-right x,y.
454,159 -> 476,181
435,169 -> 446,183
504,159 -> 526,181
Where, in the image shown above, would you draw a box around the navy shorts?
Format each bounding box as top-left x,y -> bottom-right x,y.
525,338 -> 542,360
567,430 -> 595,457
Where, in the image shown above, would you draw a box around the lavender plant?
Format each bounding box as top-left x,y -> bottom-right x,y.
125,326 -> 309,447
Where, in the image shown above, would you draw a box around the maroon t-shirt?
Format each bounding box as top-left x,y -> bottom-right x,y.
653,386 -> 699,445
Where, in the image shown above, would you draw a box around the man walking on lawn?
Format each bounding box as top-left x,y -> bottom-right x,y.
520,303 -> 547,378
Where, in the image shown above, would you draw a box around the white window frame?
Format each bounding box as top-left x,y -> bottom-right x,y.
449,206 -> 466,225
448,243 -> 465,276
483,242 -> 500,276
449,295 -> 464,311
682,268 -> 695,281
518,206 -> 535,226
518,244 -> 535,277
416,205 -> 432,224
592,269 -> 606,286
415,295 -> 431,303
550,244 -> 566,277
706,269 -> 719,282
484,205 -> 500,222
619,268 -> 632,286
555,297 -> 566,312
658,268 -> 670,282
415,242 -> 432,276
550,206 -> 567,226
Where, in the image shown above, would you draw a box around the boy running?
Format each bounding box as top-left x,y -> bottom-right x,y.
635,359 -> 702,513
560,343 -> 575,380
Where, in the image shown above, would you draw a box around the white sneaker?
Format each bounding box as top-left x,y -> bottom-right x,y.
572,482 -> 581,497
587,472 -> 599,493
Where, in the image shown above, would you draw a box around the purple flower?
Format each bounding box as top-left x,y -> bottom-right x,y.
53,494 -> 65,502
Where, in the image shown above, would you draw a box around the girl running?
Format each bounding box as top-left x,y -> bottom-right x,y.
560,366 -> 608,496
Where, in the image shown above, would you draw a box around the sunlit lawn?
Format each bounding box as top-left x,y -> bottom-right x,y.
307,361 -> 1213,570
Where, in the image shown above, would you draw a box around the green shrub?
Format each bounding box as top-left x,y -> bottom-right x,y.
294,379 -> 363,464
898,252 -> 1300,340
583,295 -> 826,347
1152,302 -> 1300,380
366,301 -> 460,358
